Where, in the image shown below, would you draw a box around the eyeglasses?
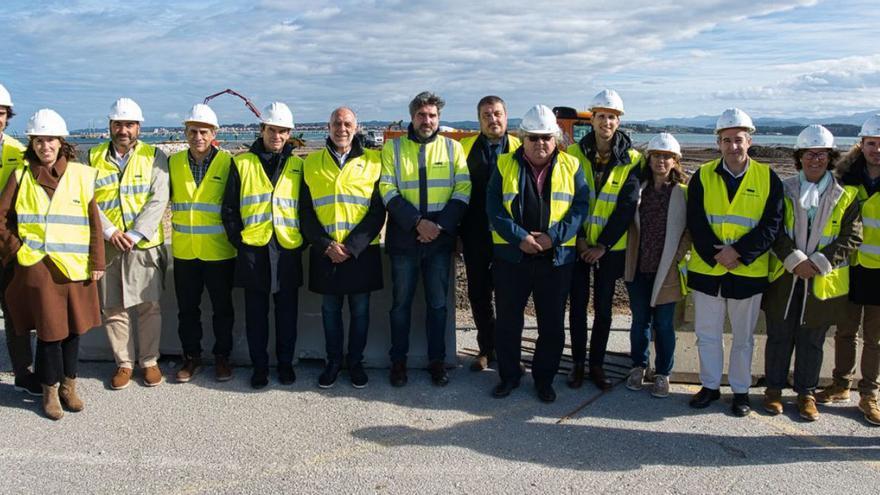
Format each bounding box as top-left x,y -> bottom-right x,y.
527,135 -> 553,142
803,151 -> 829,161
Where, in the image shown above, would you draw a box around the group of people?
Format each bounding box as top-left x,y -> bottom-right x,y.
0,83 -> 877,427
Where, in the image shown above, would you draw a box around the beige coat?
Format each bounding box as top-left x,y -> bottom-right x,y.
89,142 -> 170,309
624,181 -> 691,306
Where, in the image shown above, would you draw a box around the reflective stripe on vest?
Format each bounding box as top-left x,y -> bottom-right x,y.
14,163 -> 97,281
235,152 -> 303,249
89,141 -> 162,249
688,159 -> 771,278
304,147 -> 381,244
854,185 -> 880,268
565,143 -> 643,251
0,135 -> 26,190
491,151 -> 580,247
169,149 -> 236,261
378,135 -> 470,210
769,186 -> 857,300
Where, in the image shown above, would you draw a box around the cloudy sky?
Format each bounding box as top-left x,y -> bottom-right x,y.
1,0 -> 877,131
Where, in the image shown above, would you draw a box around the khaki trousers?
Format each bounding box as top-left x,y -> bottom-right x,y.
833,301 -> 880,397
104,301 -> 162,369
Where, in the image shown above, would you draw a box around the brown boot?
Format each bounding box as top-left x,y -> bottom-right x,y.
214,356 -> 233,382
143,365 -> 163,387
175,357 -> 202,383
815,383 -> 851,404
797,394 -> 819,422
42,384 -> 64,421
858,395 -> 880,426
763,388 -> 783,415
111,367 -> 133,390
567,362 -> 585,389
59,377 -> 84,412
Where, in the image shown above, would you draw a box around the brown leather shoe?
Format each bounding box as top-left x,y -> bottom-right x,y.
470,354 -> 490,372
763,388 -> 783,415
42,384 -> 64,420
215,356 -> 233,382
111,367 -> 133,390
797,394 -> 819,421
143,365 -> 163,387
175,357 -> 202,383
567,361 -> 585,389
815,383 -> 851,404
59,377 -> 84,412
589,365 -> 612,391
858,395 -> 880,426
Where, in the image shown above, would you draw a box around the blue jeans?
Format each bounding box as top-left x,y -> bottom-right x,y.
389,250 -> 451,363
322,292 -> 370,365
626,271 -> 676,376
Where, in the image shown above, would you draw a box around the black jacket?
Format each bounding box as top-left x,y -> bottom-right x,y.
384,125 -> 468,255
300,139 -> 385,295
686,159 -> 784,299
221,138 -> 303,293
576,131 -> 641,248
460,133 -> 514,247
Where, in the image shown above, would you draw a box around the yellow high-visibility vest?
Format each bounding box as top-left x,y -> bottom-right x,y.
169,149 -> 236,261
89,141 -> 163,249
459,134 -> 522,158
769,185 -> 857,299
566,144 -> 643,251
491,151 -> 580,247
235,152 -> 303,249
14,163 -> 97,281
303,148 -> 381,244
688,159 -> 772,279
378,134 -> 471,210
854,185 -> 880,269
0,135 -> 26,190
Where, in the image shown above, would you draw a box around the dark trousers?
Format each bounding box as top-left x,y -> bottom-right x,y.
322,292 -> 370,365
2,264 -> 33,376
765,282 -> 829,395
568,250 -> 625,366
494,256 -> 573,386
389,250 -> 451,363
461,233 -> 495,355
244,287 -> 298,369
173,258 -> 236,359
36,335 -> 79,386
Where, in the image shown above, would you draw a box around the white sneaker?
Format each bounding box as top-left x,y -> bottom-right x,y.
625,367 -> 645,391
652,375 -> 670,398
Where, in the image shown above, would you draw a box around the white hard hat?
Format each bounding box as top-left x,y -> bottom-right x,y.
184,103 -> 219,128
858,114 -> 880,138
589,89 -> 625,115
25,108 -> 69,137
0,84 -> 13,107
261,101 -> 294,129
519,104 -> 560,135
108,97 -> 144,122
715,108 -> 755,134
647,132 -> 682,158
796,124 -> 834,150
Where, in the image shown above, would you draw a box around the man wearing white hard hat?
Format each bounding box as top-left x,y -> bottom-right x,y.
622,133 -> 690,398
221,101 -> 303,390
817,115 -> 880,426
686,108 -> 783,417
566,89 -> 644,391
0,83 -> 41,396
378,91 -> 471,388
168,104 -> 237,384
88,97 -> 169,391
762,125 -> 861,422
487,104 -> 589,402
0,109 -> 104,419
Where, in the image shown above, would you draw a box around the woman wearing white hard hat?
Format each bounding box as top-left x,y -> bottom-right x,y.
816,116 -> 880,426
762,125 -> 861,422
487,104 -> 589,403
0,109 -> 105,420
622,133 -> 690,397
566,89 -> 645,390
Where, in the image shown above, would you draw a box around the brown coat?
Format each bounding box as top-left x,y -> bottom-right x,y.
624,181 -> 691,306
0,158 -> 105,341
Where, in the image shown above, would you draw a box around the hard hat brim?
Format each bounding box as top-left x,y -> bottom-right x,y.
715,126 -> 755,134
590,106 -> 624,116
